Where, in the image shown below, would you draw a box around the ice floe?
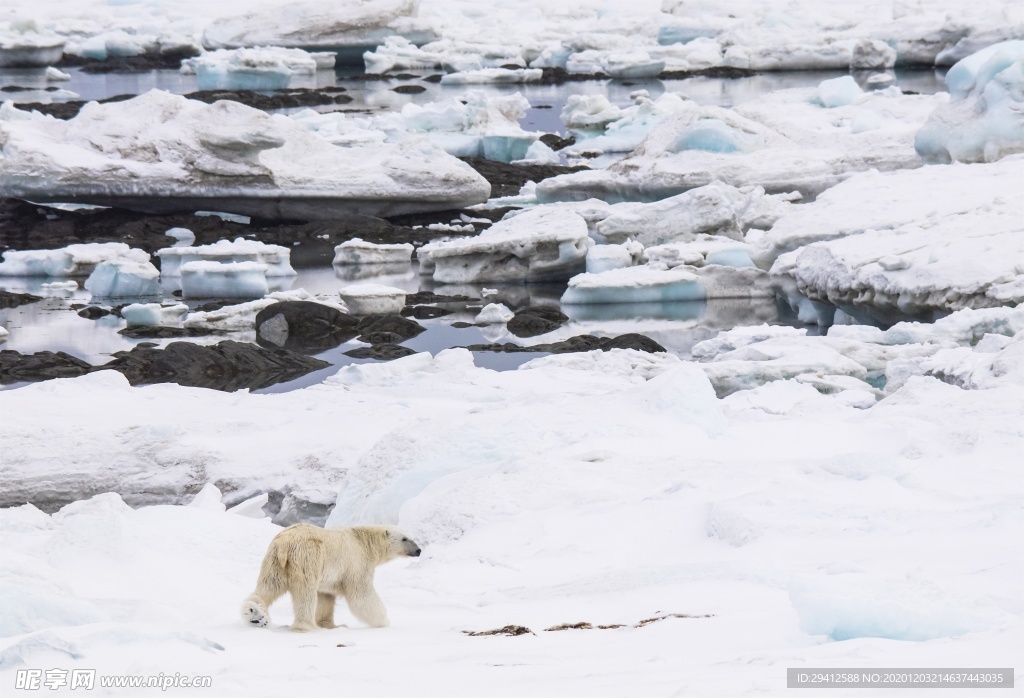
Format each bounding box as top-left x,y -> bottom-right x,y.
915,40 -> 1024,163
419,206 -> 591,283
202,0 -> 433,57
83,259 -> 162,299
0,90 -> 490,219
539,86 -> 946,202
593,182 -> 794,246
332,239 -> 414,266
339,284 -> 407,315
761,158 -> 1024,314
0,19 -> 64,68
180,261 -> 270,300
0,243 -> 150,278
156,239 -> 296,278
122,303 -> 189,328
182,47 -> 335,90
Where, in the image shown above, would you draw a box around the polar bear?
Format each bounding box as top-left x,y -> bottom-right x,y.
241,523 -> 421,632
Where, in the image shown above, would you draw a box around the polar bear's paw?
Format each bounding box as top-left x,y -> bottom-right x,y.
242,599 -> 269,628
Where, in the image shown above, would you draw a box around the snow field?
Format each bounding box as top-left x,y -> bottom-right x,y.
0,342 -> 1020,695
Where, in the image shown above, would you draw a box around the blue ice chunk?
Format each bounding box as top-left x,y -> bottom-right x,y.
811,75 -> 863,108
194,66 -> 292,92
671,119 -> 761,153
705,248 -> 755,268
657,26 -> 717,46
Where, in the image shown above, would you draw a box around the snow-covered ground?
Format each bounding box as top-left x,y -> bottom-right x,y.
1,329 -> 1021,695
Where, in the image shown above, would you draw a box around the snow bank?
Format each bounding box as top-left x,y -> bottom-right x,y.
916,41 -> 1024,164
0,243 -> 150,278
0,90 -> 490,219
762,159 -> 1024,313
419,206 -> 590,283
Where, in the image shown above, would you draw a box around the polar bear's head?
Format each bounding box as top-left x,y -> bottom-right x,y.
384,527 -> 422,559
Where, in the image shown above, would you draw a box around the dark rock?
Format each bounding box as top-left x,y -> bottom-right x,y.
118,325 -> 218,338
0,197 -> 471,258
466,333 -> 665,355
392,84 -> 427,93
660,66 -> 756,79
404,291 -> 479,304
600,333 -> 666,352
422,74 -> 444,83
459,157 -> 589,198
356,315 -> 426,340
78,306 -> 111,320
451,321 -> 475,328
255,301 -> 359,354
402,305 -> 454,319
0,350 -> 93,384
0,289 -> 43,309
193,301 -> 230,312
539,133 -> 576,151
184,88 -> 354,110
357,331 -> 407,345
12,87 -> 354,121
102,340 -> 330,391
344,344 -> 418,360
507,306 -> 569,338
463,625 -> 535,637
57,48 -> 200,73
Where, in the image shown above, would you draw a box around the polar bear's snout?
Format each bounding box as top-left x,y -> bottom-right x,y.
401,537 -> 422,557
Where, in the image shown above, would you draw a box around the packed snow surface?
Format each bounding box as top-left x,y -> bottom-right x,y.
0,330 -> 1021,694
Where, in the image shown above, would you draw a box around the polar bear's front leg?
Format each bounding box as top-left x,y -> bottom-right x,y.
316,593 -> 339,629
346,585 -> 389,628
